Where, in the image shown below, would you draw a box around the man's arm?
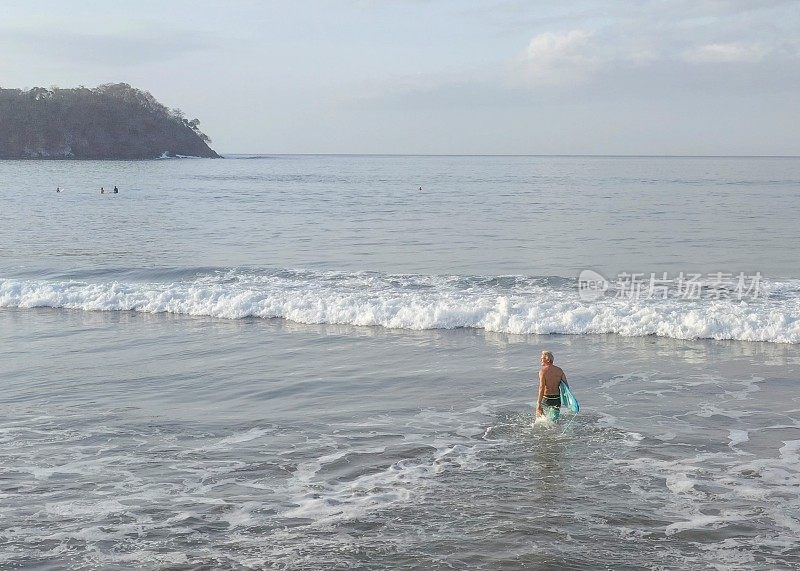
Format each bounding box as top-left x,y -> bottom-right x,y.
536,369 -> 545,416
561,370 -> 569,388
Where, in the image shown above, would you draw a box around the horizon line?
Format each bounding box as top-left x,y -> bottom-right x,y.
218,153 -> 800,159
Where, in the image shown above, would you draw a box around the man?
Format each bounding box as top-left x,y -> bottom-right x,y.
536,350 -> 568,420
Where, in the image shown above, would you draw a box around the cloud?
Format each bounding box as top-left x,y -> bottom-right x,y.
683,42 -> 770,63
518,30 -> 596,85
525,30 -> 591,62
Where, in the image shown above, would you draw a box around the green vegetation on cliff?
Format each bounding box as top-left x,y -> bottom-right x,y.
0,83 -> 219,159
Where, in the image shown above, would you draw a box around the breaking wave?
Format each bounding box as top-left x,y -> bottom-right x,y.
1,269 -> 798,343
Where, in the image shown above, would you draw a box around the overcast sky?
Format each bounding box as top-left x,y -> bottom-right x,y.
2,0 -> 798,155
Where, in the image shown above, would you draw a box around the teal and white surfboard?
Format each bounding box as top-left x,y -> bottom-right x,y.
560,382 -> 580,414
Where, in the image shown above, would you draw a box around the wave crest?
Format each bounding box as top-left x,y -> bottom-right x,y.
1,270 -> 798,343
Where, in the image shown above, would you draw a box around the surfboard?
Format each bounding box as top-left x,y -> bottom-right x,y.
560,382 -> 580,414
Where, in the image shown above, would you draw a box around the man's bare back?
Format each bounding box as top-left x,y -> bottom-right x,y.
540,363 -> 565,394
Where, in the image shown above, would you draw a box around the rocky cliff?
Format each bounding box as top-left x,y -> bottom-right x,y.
0,83 -> 219,159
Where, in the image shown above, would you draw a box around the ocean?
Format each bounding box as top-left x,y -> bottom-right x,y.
1,155 -> 798,569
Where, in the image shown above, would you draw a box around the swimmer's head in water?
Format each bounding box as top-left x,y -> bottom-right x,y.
541,350 -> 554,364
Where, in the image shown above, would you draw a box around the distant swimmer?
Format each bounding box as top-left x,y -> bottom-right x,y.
536,350 -> 569,420
100,186 -> 105,194
56,187 -> 60,193
113,186 -> 118,194
419,186 -> 423,191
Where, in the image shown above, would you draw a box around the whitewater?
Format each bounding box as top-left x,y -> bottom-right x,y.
2,269 -> 799,343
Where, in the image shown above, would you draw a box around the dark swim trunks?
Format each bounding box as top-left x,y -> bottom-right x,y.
542,393 -> 561,420
542,394 -> 561,408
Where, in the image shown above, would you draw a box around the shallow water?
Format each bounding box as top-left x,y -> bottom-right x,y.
1,156 -> 799,569
2,310 -> 798,569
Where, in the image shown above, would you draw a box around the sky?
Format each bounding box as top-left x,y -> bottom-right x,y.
1,0 -> 799,155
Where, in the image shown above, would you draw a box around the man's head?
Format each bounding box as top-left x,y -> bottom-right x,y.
540,350 -> 554,365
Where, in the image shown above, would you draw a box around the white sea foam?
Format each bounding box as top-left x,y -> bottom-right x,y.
665,514 -> 736,536
45,498 -> 128,517
281,448 -> 426,524
2,270 -> 799,343
778,439 -> 800,463
533,414 -> 558,428
728,429 -> 750,451
665,472 -> 697,494
209,427 -> 271,448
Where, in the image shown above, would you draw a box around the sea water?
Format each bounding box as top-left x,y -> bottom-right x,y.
1,156 -> 798,569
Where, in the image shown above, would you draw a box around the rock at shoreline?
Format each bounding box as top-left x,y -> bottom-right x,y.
0,83 -> 220,159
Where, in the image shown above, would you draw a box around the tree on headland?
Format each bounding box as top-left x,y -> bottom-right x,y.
0,83 -> 219,159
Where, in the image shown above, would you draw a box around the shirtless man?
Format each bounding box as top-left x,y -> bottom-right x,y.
536,350 -> 568,419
